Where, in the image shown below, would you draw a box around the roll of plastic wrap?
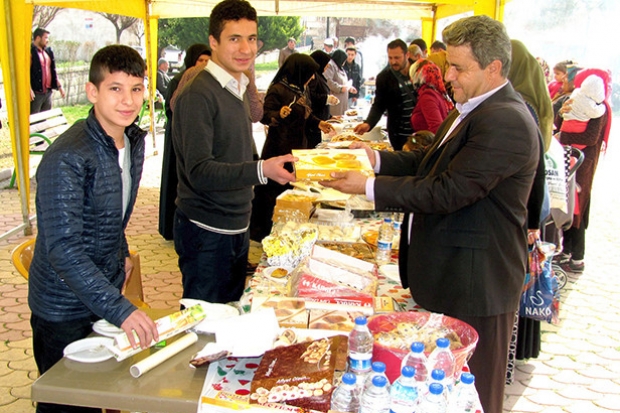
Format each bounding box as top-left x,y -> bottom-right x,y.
129,332 -> 198,378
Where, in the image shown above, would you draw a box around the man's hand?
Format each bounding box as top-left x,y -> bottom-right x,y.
122,256 -> 134,294
263,154 -> 297,185
319,171 -> 368,195
120,309 -> 159,350
30,89 -> 35,101
348,141 -> 376,168
319,121 -> 335,134
349,87 -> 358,94
354,122 -> 371,134
59,86 -> 66,99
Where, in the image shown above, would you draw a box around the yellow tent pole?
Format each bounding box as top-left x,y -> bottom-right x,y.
420,16 -> 434,48
473,0 -> 505,20
1,0 -> 34,236
145,8 -> 158,152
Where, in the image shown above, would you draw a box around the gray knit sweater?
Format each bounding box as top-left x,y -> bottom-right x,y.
172,69 -> 262,231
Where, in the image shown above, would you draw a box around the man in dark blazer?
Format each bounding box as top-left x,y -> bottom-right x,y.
30,27 -> 65,114
322,16 -> 540,413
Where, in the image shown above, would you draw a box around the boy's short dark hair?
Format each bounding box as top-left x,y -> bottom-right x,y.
33,27 -> 49,40
387,39 -> 408,54
209,0 -> 257,42
346,46 -> 357,53
410,38 -> 427,53
89,45 -> 146,87
431,40 -> 446,51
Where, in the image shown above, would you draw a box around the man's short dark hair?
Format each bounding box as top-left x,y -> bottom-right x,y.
344,37 -> 356,45
89,45 -> 146,87
442,15 -> 512,77
410,38 -> 427,53
431,40 -> 446,51
209,0 -> 257,42
346,46 -> 357,54
387,39 -> 408,54
33,28 -> 49,40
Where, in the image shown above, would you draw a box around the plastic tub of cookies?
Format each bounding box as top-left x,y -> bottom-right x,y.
368,312 -> 478,383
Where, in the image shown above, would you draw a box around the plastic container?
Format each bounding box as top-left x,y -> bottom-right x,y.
348,316 -> 373,374
427,338 -> 456,391
376,217 -> 393,265
359,376 -> 390,413
389,365 -> 418,413
418,382 -> 447,413
367,312 -> 479,383
400,341 -> 428,383
331,372 -> 360,413
364,361 -> 391,393
428,369 -> 450,399
391,213 -> 403,248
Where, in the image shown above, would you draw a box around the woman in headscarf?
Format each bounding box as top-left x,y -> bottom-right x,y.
556,68 -> 612,274
506,39 -> 552,364
408,59 -> 454,135
324,49 -> 349,116
250,54 -> 334,241
306,50 -> 333,148
159,43 -> 211,241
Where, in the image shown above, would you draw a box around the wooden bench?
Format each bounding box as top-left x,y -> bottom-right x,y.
9,108 -> 70,188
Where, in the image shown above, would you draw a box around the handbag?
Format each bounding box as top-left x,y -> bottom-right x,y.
519,241 -> 560,324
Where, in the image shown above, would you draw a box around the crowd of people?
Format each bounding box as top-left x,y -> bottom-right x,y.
25,2 -> 612,413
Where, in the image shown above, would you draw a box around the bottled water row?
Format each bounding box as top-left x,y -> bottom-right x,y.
334,315 -> 478,413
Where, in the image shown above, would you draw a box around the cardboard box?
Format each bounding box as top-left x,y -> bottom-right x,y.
292,149 -> 374,181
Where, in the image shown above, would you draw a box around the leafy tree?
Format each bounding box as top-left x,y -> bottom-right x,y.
158,18 -> 210,52
157,16 -> 302,53
97,13 -> 140,43
129,19 -> 145,44
32,6 -> 64,30
258,16 -> 303,51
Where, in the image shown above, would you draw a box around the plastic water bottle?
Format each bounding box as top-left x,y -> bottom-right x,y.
427,338 -> 456,391
360,376 -> 390,413
331,372 -> 360,413
389,366 -> 418,413
365,361 -> 391,393
392,212 -> 404,248
418,382 -> 447,413
452,373 -> 477,412
376,217 -> 393,265
401,341 -> 428,383
348,316 -> 373,375
428,369 -> 450,400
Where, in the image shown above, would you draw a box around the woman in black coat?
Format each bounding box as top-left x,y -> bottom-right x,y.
250,54 -> 333,241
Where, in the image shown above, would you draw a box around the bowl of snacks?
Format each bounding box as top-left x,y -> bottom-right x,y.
368,312 -> 478,383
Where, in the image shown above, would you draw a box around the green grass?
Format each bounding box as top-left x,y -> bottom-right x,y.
256,61 -> 279,73
61,104 -> 91,124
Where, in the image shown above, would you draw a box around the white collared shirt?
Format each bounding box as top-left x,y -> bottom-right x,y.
204,59 -> 249,100
438,81 -> 509,147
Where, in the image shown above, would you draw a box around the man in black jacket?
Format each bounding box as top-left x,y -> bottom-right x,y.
343,46 -> 363,108
30,28 -> 65,114
353,39 -> 414,150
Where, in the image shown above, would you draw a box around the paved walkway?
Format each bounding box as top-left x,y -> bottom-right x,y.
0,121 -> 619,412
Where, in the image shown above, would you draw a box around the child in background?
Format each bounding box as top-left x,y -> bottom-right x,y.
402,130 -> 435,154
559,74 -> 606,133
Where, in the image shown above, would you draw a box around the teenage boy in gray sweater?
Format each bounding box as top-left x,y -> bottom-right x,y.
172,0 -> 295,304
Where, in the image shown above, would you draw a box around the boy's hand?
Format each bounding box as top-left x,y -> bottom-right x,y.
263,154 -> 297,185
121,310 -> 159,350
122,256 -> 134,293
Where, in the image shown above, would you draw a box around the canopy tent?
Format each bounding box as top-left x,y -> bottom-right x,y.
0,0 -> 508,236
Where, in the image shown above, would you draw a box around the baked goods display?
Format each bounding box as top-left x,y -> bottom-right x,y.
292,149 -> 374,181
373,320 -> 463,353
308,309 -> 366,331
262,221 -> 318,267
316,241 -> 375,261
249,335 -> 347,411
251,296 -> 308,329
